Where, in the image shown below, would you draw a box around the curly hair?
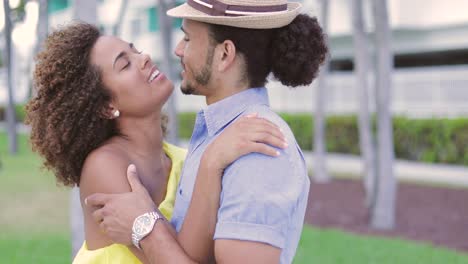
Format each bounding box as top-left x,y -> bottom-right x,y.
26,22 -> 118,187
208,14 -> 328,87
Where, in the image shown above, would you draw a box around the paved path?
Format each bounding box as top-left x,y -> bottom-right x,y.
303,152 -> 468,187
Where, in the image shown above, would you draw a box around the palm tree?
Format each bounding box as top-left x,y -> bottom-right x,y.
158,0 -> 179,144
350,0 -> 377,209
35,0 -> 48,56
370,0 -> 397,230
3,0 -> 17,154
113,0 -> 128,36
71,0 -> 97,257
313,0 -> 330,183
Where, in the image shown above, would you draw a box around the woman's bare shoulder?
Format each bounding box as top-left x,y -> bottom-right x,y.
79,142 -> 133,195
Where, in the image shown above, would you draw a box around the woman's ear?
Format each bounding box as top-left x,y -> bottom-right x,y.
100,104 -> 119,119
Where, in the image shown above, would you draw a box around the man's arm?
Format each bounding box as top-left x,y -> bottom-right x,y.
215,240 -> 281,264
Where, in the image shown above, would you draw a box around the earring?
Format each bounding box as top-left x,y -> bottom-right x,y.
113,110 -> 120,118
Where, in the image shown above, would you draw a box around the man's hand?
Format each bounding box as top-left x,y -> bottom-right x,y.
85,164 -> 157,245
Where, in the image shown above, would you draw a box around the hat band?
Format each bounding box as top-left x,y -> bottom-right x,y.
187,0 -> 288,17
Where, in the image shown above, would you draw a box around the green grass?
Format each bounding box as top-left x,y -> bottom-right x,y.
0,133 -> 70,263
0,232 -> 70,264
1,132 -> 468,263
295,226 -> 468,264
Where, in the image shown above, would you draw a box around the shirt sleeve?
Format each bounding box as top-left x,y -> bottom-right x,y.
213,145 -> 306,249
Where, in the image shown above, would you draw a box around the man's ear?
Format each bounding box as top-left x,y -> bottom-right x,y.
217,40 -> 237,72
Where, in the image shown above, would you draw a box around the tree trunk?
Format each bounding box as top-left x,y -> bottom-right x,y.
158,0 -> 179,145
3,0 -> 17,154
28,0 -> 48,99
71,0 -> 97,258
313,0 -> 330,183
350,0 -> 377,209
371,0 -> 397,230
113,0 -> 128,36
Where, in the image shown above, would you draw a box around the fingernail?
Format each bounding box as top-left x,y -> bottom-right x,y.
283,142 -> 289,148
84,198 -> 88,205
129,164 -> 136,173
276,151 -> 280,156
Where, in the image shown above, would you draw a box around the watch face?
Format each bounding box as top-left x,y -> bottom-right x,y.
134,215 -> 153,235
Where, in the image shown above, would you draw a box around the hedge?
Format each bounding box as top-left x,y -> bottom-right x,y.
4,105 -> 468,165
178,112 -> 468,166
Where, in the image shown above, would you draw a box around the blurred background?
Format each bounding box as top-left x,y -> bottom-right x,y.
0,0 -> 467,263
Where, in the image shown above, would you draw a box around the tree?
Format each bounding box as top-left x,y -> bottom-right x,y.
27,0 -> 48,99
350,0 -> 377,209
71,0 -> 97,257
112,0 -> 128,36
313,0 -> 330,182
36,0 -> 48,50
3,0 -> 18,154
157,0 -> 179,145
370,0 -> 397,230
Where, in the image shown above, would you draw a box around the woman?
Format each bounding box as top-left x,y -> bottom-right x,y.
26,22 -> 285,263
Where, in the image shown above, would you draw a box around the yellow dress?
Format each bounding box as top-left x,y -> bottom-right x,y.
73,142 -> 187,264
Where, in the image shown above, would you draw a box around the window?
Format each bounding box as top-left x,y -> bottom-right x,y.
148,7 -> 160,32
48,0 -> 69,14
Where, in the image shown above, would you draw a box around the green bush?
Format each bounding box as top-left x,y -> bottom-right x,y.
178,112 -> 197,140
176,112 -> 468,166
5,107 -> 468,166
0,104 -> 26,122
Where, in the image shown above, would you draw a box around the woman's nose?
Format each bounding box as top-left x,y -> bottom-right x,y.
140,53 -> 151,69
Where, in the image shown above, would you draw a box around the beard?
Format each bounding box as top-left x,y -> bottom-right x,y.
180,44 -> 215,95
181,65 -> 211,95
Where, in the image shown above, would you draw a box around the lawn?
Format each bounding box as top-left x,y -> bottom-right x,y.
1,132 -> 467,263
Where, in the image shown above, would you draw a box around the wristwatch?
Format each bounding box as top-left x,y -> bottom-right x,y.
132,211 -> 163,250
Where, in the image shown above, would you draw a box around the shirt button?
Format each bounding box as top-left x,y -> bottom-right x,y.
179,189 -> 183,195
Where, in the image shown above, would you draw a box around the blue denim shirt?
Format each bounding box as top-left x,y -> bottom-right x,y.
171,88 -> 310,264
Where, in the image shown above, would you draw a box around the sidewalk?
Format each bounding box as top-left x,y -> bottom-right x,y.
176,138 -> 468,187
303,151 -> 468,187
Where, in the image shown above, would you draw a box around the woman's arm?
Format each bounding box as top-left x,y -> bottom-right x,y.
79,147 -> 149,263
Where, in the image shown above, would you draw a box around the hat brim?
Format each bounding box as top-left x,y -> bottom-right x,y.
167,2 -> 302,29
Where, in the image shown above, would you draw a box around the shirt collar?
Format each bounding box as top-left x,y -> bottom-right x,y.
202,87 -> 269,136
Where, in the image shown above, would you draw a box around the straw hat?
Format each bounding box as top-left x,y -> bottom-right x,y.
167,0 -> 302,29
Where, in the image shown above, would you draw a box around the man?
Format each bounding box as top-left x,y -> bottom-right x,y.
86,0 -> 327,263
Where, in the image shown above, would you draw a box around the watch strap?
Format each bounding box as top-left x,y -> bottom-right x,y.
132,211 -> 163,250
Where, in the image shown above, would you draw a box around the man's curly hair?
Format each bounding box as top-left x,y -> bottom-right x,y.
208,14 -> 328,88
26,22 -> 118,187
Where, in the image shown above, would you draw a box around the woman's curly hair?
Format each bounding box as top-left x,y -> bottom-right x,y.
26,22 -> 118,187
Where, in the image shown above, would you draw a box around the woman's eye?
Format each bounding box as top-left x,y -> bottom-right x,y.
121,62 -> 130,70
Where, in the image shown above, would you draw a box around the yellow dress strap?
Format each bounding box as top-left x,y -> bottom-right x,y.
159,142 -> 187,220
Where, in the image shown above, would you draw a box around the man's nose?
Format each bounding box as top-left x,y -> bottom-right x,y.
174,39 -> 184,58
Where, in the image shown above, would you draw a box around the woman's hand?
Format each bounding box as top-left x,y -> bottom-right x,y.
202,113 -> 288,173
